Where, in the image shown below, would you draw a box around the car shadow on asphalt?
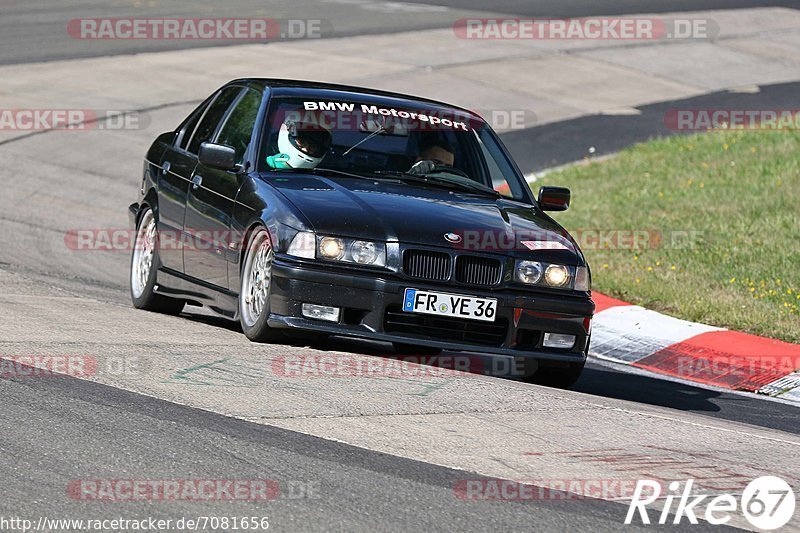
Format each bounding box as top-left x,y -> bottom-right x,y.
574,364 -> 724,412
574,363 -> 800,434
179,308 -> 723,411
178,308 -> 800,433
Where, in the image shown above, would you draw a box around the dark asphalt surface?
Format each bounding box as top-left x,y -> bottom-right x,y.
7,0 -> 793,170
0,0 -> 490,65
176,313 -> 800,436
577,361 -> 800,434
5,0 -> 797,65
502,80 -> 800,172
0,365 -> 729,533
320,335 -> 800,435
1,2 -> 798,531
409,0 -> 799,16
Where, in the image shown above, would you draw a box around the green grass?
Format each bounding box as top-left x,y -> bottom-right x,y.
538,129 -> 800,343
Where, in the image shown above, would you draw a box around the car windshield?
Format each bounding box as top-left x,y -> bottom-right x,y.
259,96 -> 532,202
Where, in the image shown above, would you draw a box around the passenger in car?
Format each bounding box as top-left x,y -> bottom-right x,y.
409,137 -> 455,175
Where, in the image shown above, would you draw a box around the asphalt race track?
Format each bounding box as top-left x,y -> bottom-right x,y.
3,369 -> 661,532
1,1 -> 799,531
3,0 -> 795,64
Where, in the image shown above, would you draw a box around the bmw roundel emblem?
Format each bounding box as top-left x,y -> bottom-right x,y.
444,232 -> 462,244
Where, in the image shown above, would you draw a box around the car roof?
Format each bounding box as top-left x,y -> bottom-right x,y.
228,78 -> 483,120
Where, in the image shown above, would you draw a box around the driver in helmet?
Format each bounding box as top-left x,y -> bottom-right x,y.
266,119 -> 332,170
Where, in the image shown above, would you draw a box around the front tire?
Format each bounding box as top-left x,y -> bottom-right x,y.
239,227 -> 283,342
130,208 -> 184,315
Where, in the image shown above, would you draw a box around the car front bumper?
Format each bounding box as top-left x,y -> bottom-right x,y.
267,257 -> 594,363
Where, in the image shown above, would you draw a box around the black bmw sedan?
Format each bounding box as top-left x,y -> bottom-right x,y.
129,79 -> 594,387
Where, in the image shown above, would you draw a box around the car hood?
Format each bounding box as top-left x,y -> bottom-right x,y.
263,173 -> 583,264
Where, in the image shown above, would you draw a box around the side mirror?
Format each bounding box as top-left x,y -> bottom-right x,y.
537,186 -> 570,211
199,142 -> 238,170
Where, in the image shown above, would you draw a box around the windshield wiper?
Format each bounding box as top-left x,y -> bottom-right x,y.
272,167 -> 502,198
275,167 -> 375,181
373,170 -> 501,198
342,125 -> 387,156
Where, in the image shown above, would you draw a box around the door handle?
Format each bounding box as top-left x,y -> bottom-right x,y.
162,161 -> 171,176
191,174 -> 203,190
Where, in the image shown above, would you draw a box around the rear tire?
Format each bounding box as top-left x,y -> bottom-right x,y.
392,342 -> 443,356
130,207 -> 184,315
239,227 -> 283,343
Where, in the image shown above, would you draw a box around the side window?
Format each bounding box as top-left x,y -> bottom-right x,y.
214,88 -> 262,165
474,128 -> 524,200
186,86 -> 242,155
177,101 -> 209,151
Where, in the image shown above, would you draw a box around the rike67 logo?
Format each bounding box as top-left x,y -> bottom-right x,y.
626,476 -> 796,530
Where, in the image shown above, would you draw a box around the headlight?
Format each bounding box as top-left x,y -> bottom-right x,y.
516,261 -> 543,284
350,240 -> 379,264
544,264 -> 569,287
288,233 -> 386,266
515,260 -> 584,290
319,237 -> 345,260
289,232 -> 386,267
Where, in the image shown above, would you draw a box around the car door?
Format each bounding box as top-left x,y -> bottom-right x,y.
183,86 -> 262,289
155,99 -> 210,273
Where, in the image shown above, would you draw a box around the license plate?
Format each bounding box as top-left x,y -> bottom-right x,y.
402,288 -> 497,322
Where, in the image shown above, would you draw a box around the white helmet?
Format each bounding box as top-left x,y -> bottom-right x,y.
277,120 -> 332,169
